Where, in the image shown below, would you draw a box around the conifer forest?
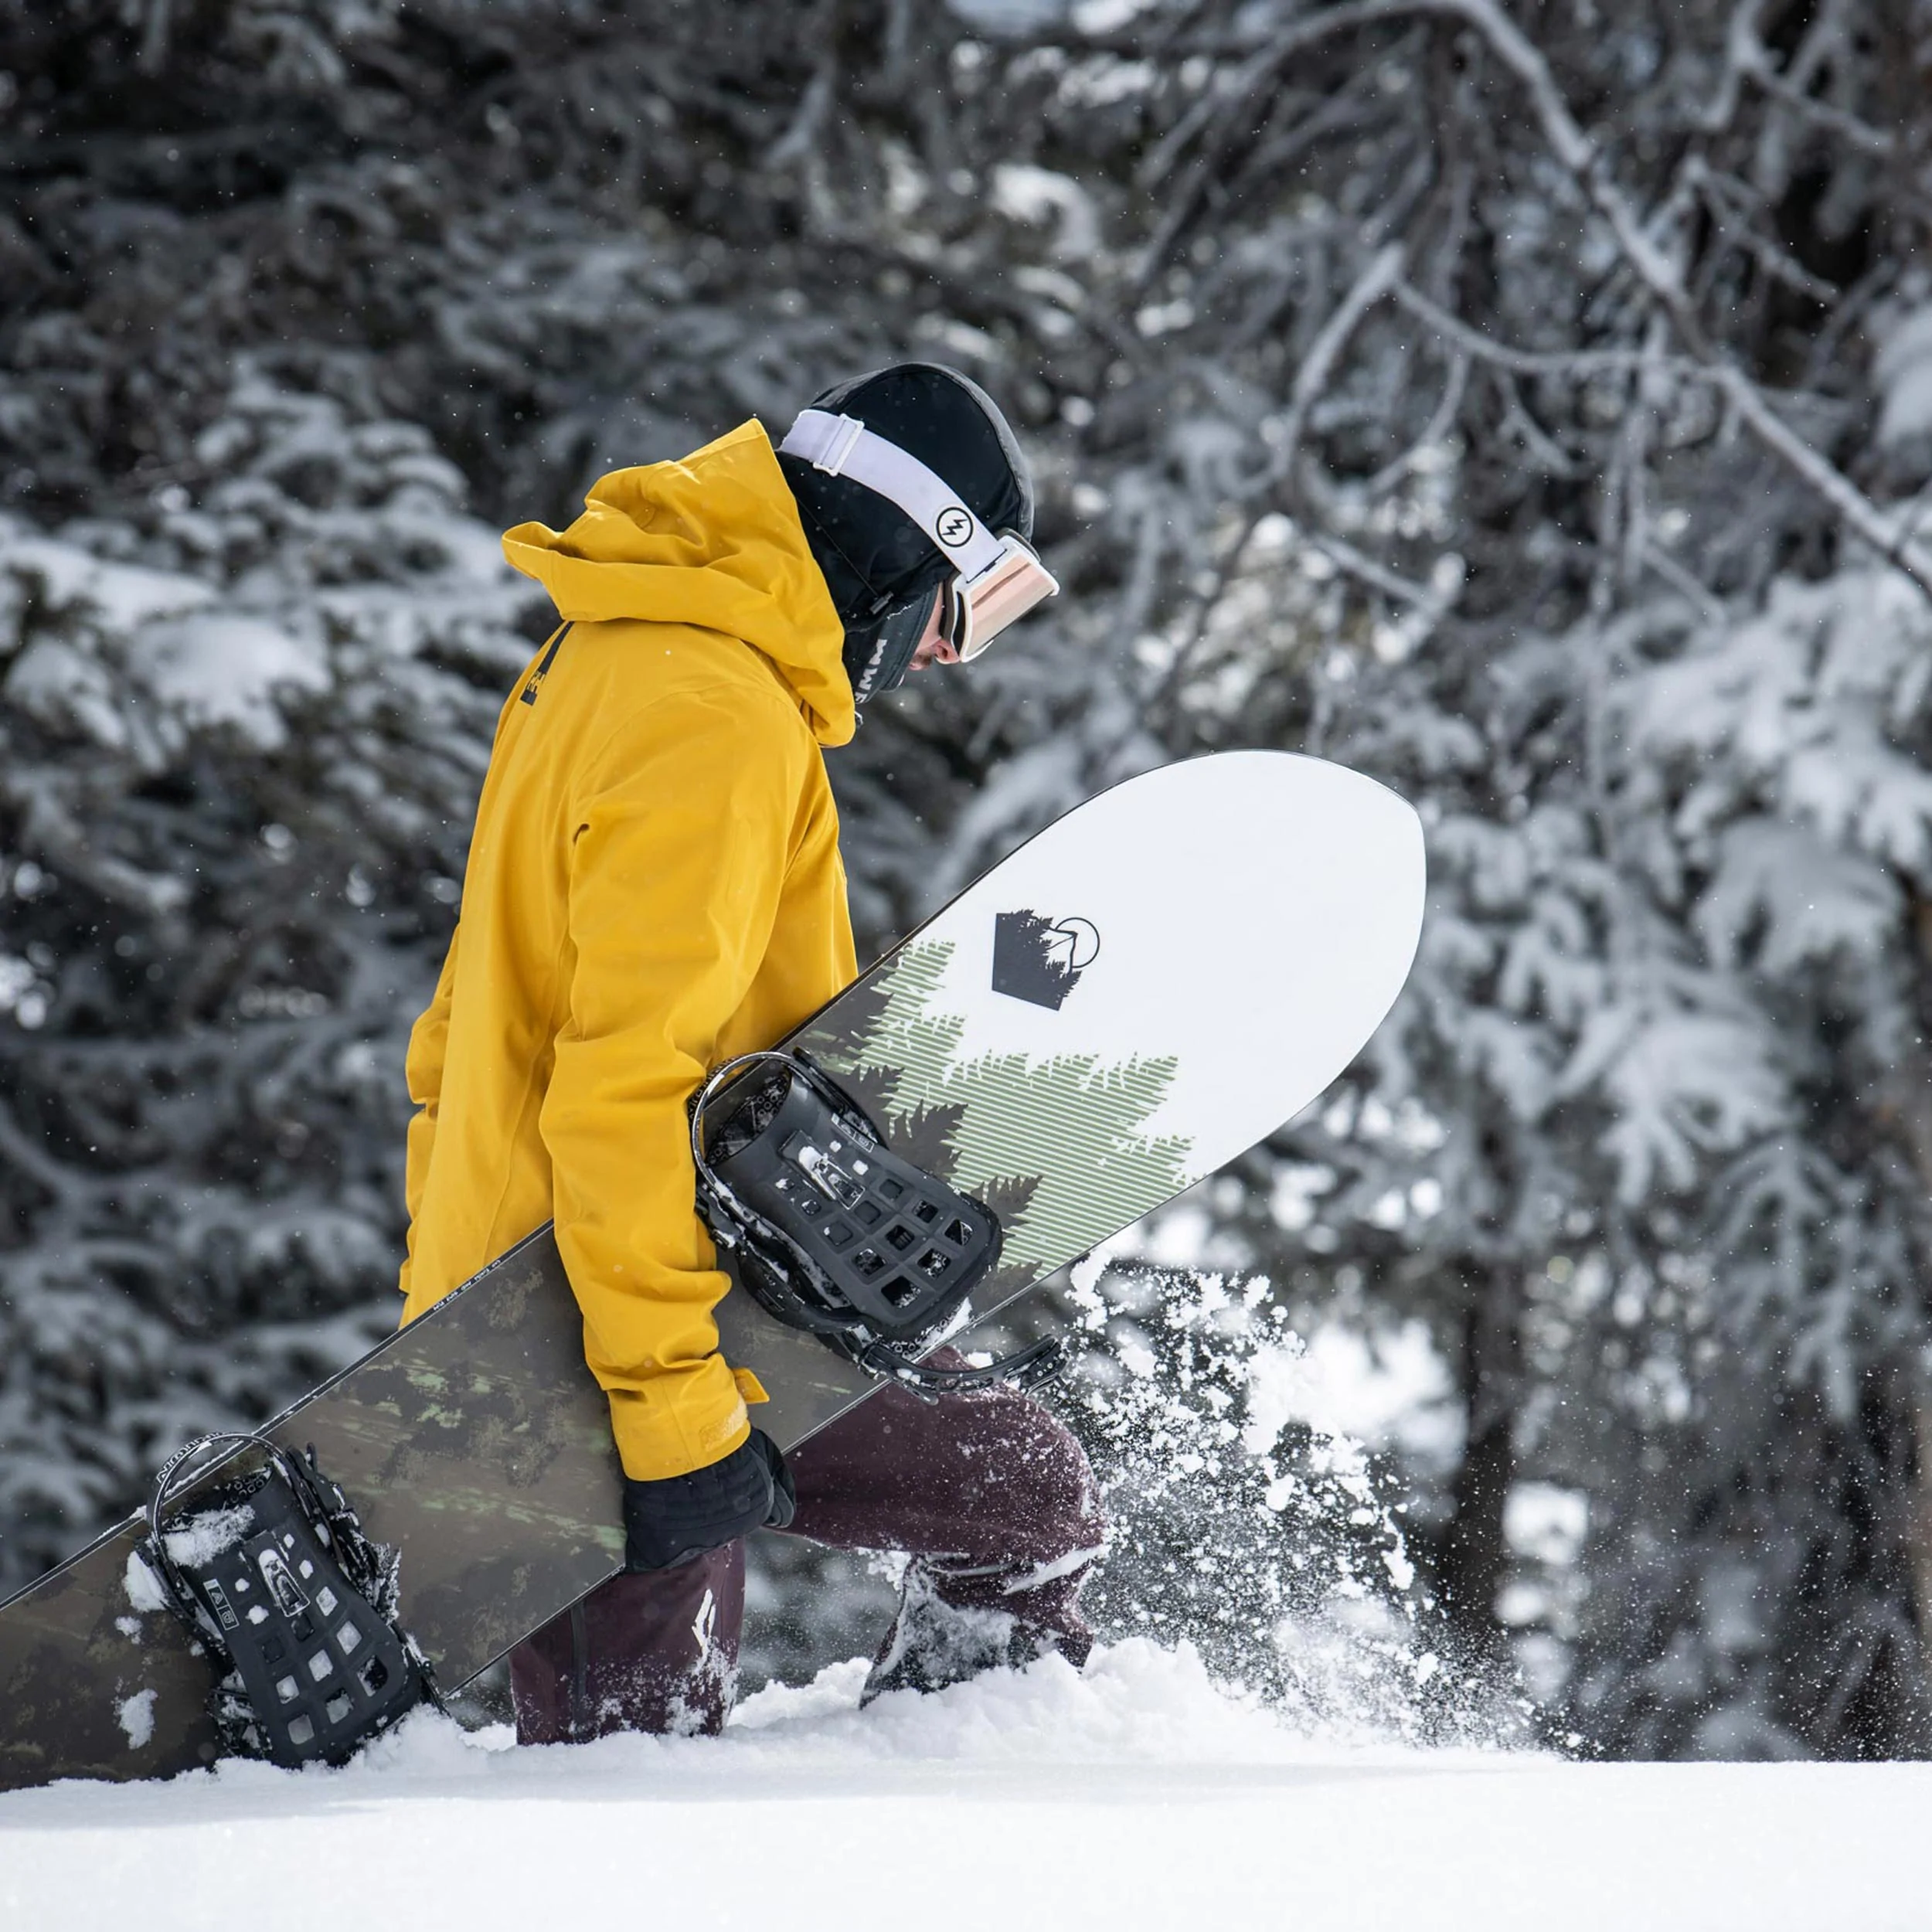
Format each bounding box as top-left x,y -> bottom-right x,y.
7,0 -> 1932,1763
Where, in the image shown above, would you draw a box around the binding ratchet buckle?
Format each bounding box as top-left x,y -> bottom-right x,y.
689,1051 -> 1063,1397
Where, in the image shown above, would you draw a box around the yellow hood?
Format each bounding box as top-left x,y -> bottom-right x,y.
501,419 -> 855,747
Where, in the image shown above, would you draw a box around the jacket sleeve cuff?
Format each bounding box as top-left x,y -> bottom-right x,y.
607,1352 -> 753,1481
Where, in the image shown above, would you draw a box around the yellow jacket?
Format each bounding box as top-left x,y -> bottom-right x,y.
397,421 -> 859,1480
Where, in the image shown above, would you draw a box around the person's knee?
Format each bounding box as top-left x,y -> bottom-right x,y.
983,1400 -> 1104,1558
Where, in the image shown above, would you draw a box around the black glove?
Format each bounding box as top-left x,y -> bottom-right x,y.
623,1428 -> 796,1572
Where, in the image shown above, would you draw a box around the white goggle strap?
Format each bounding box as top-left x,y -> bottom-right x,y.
780,408 -> 1007,584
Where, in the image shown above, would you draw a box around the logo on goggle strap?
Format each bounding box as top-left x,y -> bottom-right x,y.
991,911 -> 1100,1011
935,506 -> 975,548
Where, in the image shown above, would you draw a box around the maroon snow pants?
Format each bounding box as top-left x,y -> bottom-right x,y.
508,1361 -> 1104,1742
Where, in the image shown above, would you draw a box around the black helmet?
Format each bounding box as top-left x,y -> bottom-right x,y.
777,363 -> 1038,704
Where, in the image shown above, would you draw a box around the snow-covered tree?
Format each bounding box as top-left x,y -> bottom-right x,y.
0,371 -> 536,1585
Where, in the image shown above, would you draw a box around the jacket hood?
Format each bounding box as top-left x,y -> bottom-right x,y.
501,420 -> 855,747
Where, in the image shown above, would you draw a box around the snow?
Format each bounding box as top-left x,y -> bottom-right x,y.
1504,1482 -> 1589,1568
159,1505 -> 256,1570
113,1690 -> 156,1750
0,517 -> 216,631
1246,1318 -> 1462,1469
990,163 -> 1101,259
1875,304 -> 1932,444
121,1552 -> 169,1616
133,612 -> 328,748
943,0 -> 1069,37
2,1641 -> 1925,1932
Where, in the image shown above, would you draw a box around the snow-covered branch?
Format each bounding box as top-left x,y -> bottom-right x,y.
1215,0 -> 1932,600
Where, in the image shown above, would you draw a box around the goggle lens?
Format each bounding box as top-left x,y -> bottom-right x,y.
943,536 -> 1060,662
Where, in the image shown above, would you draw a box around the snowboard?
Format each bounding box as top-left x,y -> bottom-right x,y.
0,750 -> 1425,1792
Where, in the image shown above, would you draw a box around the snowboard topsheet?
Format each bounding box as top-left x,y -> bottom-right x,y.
0,750 -> 1424,1791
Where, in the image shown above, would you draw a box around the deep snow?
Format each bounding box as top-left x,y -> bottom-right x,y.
2,1641 -> 1923,1932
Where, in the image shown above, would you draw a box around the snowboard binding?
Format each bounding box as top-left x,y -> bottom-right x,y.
138,1434 -> 437,1770
690,1051 -> 1063,1397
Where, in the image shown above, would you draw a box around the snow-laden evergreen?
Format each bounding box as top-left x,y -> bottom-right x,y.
0,375 -> 536,1580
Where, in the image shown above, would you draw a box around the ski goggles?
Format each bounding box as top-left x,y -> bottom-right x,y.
781,407 -> 1059,662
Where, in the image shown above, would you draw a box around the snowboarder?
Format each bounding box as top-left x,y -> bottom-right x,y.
396,364 -> 1104,1742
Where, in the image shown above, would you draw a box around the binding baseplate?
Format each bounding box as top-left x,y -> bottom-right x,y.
690,1050 -> 1062,1396
139,1433 -> 436,1769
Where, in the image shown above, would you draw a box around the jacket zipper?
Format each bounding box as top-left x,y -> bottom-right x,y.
520,622 -> 573,707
